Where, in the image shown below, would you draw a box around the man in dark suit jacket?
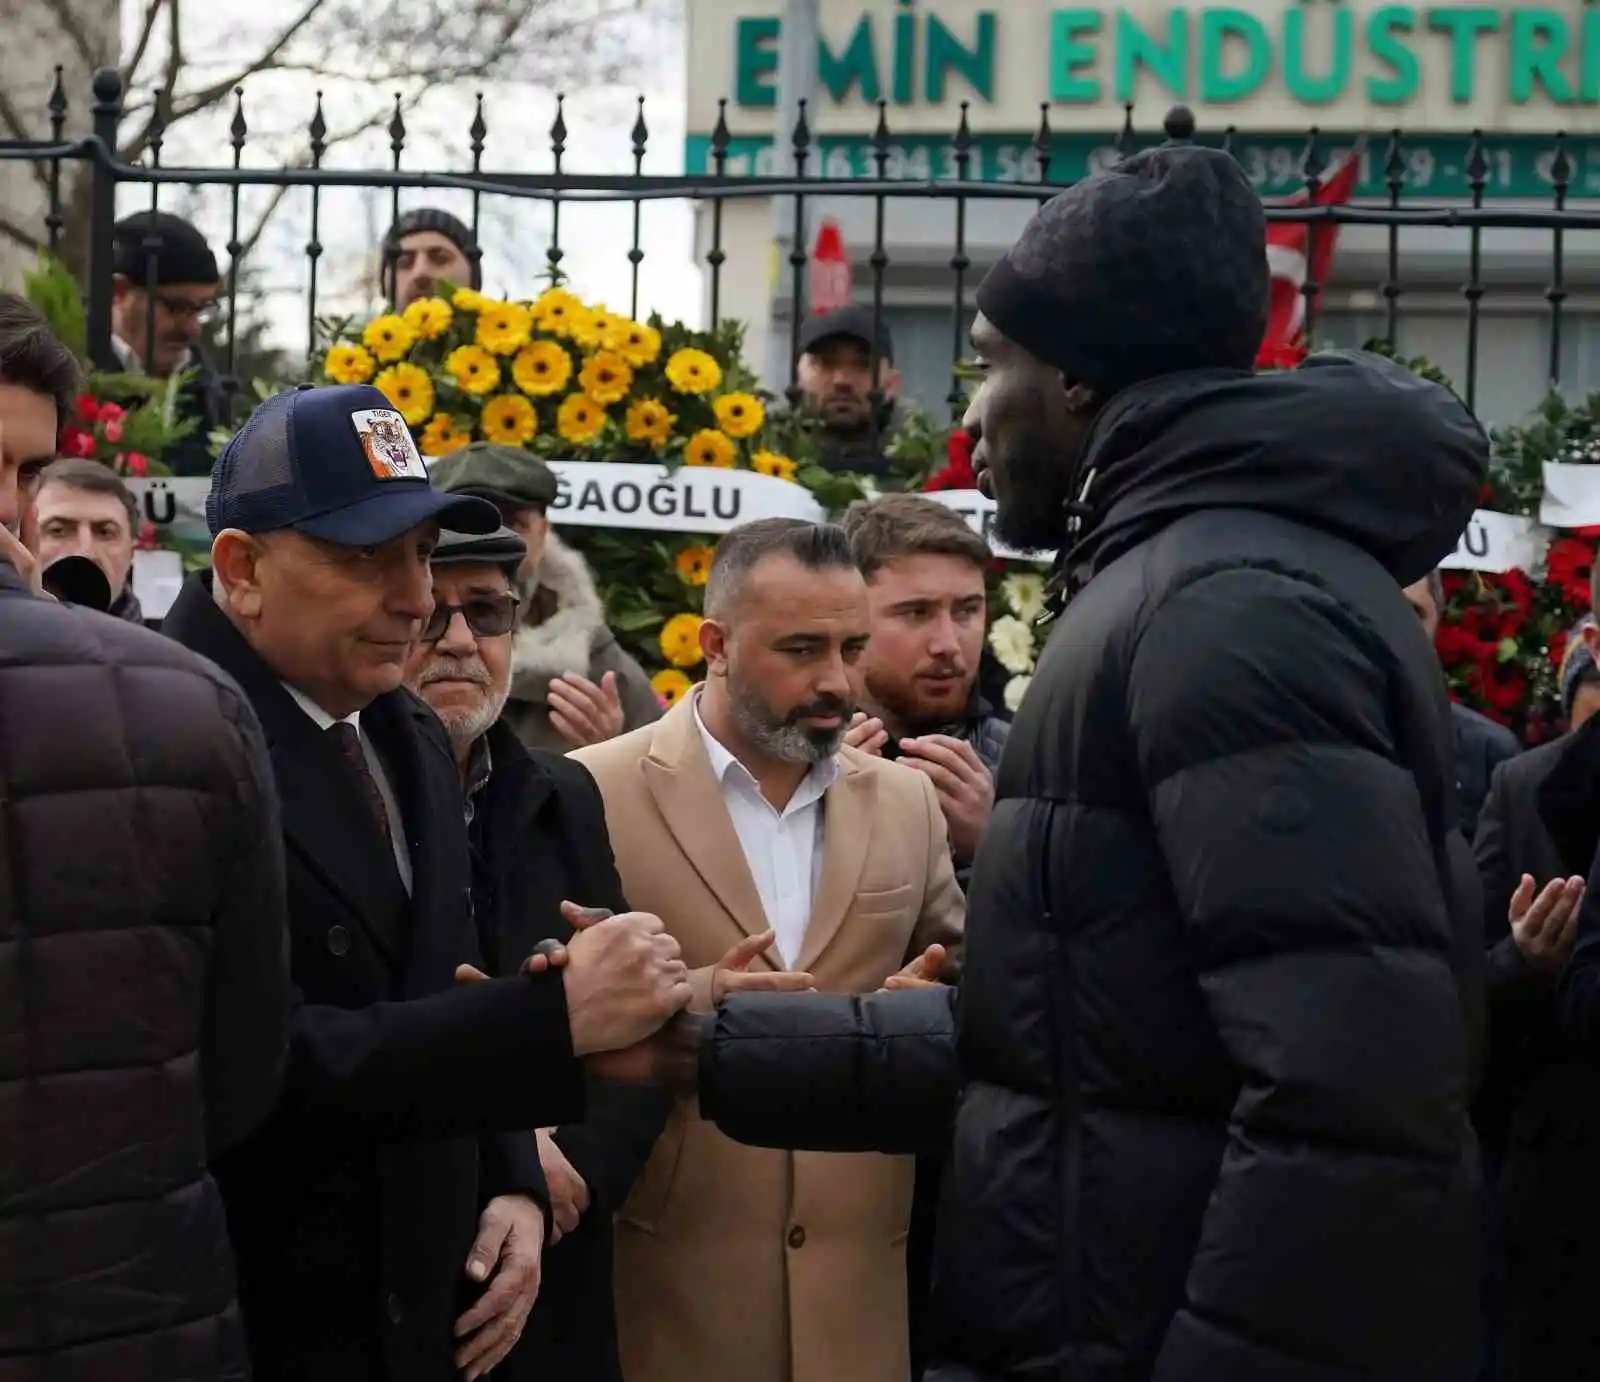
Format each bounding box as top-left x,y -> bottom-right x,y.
162,382 -> 692,1382
407,525 -> 673,1381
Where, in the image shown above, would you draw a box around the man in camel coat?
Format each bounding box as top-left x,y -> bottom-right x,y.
574,518 -> 965,1382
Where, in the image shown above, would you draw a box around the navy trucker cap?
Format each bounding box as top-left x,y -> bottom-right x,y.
206,384 -> 499,544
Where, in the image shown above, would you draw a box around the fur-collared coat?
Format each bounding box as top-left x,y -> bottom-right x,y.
505,531 -> 662,754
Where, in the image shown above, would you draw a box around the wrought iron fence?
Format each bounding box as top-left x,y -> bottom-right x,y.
2,66 -> 1599,427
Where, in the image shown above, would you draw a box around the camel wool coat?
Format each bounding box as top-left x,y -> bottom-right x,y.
572,696 -> 966,1382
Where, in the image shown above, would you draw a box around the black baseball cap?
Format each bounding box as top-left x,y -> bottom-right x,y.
206,384 -> 498,544
798,304 -> 894,363
431,525 -> 527,579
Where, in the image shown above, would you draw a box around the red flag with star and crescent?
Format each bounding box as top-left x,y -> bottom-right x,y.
1257,143 -> 1365,368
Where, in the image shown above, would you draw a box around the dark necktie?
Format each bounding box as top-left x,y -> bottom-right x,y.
328,721 -> 391,839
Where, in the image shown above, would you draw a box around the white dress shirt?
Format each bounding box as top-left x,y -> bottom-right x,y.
283,683 -> 414,895
692,691 -> 838,969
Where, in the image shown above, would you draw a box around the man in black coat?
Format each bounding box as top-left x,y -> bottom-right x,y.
162,381 -> 692,1382
405,525 -> 672,1381
643,139 -> 1492,1382
1402,569 -> 1522,840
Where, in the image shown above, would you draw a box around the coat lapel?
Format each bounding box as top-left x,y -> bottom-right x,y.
162,574 -> 409,971
640,698 -> 772,951
795,760 -> 877,973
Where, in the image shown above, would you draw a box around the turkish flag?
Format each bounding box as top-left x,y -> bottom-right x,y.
1258,145 -> 1364,367
810,219 -> 852,314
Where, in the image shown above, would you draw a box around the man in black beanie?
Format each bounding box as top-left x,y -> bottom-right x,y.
647,137 -> 1495,1382
111,210 -> 227,476
382,207 -> 483,307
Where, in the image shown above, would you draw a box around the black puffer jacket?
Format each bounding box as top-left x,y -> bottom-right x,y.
0,562 -> 290,1378
698,352 -> 1489,1382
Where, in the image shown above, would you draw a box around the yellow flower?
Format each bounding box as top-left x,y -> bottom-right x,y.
420,412 -> 471,457
579,350 -> 634,406
603,318 -> 662,367
665,348 -> 722,395
556,393 -> 606,445
712,392 -> 765,439
572,306 -> 619,352
401,296 -> 453,341
445,344 -> 502,396
480,393 -> 538,446
684,428 -> 737,469
650,667 -> 694,707
751,449 -> 799,482
324,343 -> 376,385
475,300 -> 533,356
625,398 -> 675,448
531,288 -> 587,338
362,313 -> 415,363
452,287 -> 489,313
512,340 -> 573,397
659,613 -> 706,669
674,544 -> 715,587
373,363 -> 435,426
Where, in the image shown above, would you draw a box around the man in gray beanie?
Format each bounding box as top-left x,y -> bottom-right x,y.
382,207 -> 483,307
645,136 -> 1495,1382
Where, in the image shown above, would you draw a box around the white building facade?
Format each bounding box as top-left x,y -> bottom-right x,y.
686,0 -> 1600,426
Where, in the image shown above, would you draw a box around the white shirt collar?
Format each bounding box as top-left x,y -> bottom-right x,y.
282,682 -> 360,734
691,689 -> 839,801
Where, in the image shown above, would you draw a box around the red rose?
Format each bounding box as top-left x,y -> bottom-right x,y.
1482,661 -> 1529,714
75,394 -> 100,424
102,416 -> 125,444
62,426 -> 97,458
1498,568 -> 1535,611
136,521 -> 159,550
96,402 -> 126,426
123,452 -> 150,477
1546,536 -> 1596,607
924,428 -> 977,492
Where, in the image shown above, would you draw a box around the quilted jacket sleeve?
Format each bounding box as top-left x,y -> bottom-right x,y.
1126,567 -> 1475,1380
699,986 -> 961,1155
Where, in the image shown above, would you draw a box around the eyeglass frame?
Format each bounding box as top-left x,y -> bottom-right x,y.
420,589 -> 522,644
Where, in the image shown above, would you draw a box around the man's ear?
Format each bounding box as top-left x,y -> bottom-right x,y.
700,616 -> 730,677
211,529 -> 265,621
1061,377 -> 1098,414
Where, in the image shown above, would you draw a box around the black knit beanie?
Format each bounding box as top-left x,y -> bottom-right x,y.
975,143 -> 1269,396
382,208 -> 483,290
111,211 -> 220,287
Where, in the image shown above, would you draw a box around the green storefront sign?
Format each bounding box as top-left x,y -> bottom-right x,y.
734,6 -> 1600,108
683,129 -> 1600,200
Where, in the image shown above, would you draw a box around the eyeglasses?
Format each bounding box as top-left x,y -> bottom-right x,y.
153,293 -> 218,324
421,592 -> 520,643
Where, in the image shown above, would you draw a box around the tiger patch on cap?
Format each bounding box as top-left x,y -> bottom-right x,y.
351,408 -> 427,481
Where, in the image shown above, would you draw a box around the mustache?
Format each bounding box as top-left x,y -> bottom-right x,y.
787,695 -> 852,725
416,658 -> 492,688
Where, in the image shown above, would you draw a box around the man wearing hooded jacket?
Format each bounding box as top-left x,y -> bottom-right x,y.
645,135 -> 1491,1382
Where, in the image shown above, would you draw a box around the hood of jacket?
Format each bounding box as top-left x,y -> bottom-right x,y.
1065,350 -> 1488,589
509,530 -> 607,704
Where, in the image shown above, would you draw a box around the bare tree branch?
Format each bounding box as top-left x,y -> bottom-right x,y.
123,0 -> 168,87
0,212 -> 45,254
32,0 -> 100,75
0,89 -> 52,195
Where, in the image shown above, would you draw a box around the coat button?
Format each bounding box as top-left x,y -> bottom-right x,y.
327,925 -> 350,957
787,1225 -> 806,1249
386,1292 -> 404,1325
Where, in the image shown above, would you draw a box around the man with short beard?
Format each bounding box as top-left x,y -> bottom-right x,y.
839,492 -> 1009,873
571,517 -> 965,1382
405,526 -> 673,1382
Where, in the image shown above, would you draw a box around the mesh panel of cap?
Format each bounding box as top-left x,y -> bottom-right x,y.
207,398 -> 301,534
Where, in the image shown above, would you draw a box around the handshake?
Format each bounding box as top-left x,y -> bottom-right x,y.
456,904 -> 816,1082
458,905 -> 954,1086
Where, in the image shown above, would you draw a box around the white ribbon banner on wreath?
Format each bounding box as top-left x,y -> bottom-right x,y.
1538,462 -> 1600,530
123,476 -> 1544,582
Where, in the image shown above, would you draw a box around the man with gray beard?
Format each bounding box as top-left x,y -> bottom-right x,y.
571,518 -> 964,1382
404,526 -> 673,1382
